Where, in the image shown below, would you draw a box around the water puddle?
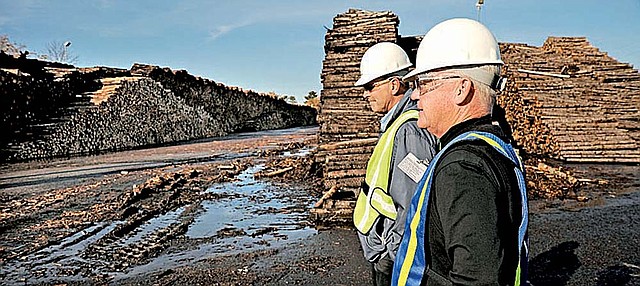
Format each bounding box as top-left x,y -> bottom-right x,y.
120,164 -> 316,278
187,164 -> 313,240
283,146 -> 313,157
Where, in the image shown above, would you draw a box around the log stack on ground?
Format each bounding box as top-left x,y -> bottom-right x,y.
8,77 -> 222,160
499,37 -> 640,163
313,9 -> 400,222
317,9 -> 398,190
131,64 -> 317,133
0,53 -> 317,162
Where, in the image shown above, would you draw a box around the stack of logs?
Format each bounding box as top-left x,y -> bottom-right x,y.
316,9 -> 399,192
1,57 -> 317,162
131,64 -> 317,133
500,37 -> 640,163
86,77 -> 145,105
9,77 -> 222,160
313,9 -> 401,223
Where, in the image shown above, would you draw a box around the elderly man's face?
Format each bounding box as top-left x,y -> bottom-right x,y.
412,72 -> 461,137
362,78 -> 395,114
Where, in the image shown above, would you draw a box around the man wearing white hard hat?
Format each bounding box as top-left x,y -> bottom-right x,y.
391,19 -> 529,285
353,42 -> 437,286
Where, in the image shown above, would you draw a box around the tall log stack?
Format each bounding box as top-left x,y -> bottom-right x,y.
317,9 -> 399,190
314,10 -> 640,224
313,9 -> 401,223
0,54 -> 317,162
500,37 -> 640,163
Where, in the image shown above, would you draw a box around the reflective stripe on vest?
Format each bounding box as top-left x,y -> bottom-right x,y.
391,131 -> 529,286
353,110 -> 419,234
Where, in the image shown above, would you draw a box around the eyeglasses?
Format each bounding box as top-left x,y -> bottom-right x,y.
363,78 -> 392,92
414,75 -> 461,94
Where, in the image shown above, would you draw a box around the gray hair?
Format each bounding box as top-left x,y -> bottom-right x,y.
450,65 -> 501,109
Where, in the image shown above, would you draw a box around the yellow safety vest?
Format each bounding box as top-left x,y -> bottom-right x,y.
353,110 -> 419,234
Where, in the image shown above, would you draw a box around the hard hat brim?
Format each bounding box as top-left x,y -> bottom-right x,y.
402,68 -> 423,81
355,74 -> 379,87
355,62 -> 412,87
402,60 -> 504,81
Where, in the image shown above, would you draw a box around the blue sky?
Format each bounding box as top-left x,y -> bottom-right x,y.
2,0 -> 639,103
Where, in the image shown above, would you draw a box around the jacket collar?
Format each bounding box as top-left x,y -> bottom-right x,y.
440,115 -> 507,149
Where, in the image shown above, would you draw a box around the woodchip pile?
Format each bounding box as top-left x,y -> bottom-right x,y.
0,54 -> 317,162
500,37 -> 640,163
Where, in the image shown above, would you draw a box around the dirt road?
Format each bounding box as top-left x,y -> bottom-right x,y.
1,126 -> 639,285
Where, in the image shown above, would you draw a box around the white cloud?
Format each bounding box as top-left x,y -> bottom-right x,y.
208,21 -> 252,41
96,0 -> 114,9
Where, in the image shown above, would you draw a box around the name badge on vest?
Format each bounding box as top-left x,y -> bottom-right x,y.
397,153 -> 428,183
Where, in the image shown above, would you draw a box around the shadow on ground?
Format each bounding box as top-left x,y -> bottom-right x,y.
529,241 -> 581,286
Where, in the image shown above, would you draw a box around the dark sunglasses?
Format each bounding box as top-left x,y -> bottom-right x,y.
363,78 -> 392,92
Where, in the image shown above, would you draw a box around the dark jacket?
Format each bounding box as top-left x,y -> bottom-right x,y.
425,116 -> 523,286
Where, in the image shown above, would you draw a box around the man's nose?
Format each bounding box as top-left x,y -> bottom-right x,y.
410,88 -> 420,100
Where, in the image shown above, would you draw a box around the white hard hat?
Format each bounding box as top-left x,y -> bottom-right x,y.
355,42 -> 412,86
403,18 -> 503,80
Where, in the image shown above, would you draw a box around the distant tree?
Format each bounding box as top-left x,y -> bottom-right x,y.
0,35 -> 27,57
45,40 -> 78,64
305,90 -> 317,101
272,92 -> 298,104
281,95 -> 297,104
304,90 -> 320,109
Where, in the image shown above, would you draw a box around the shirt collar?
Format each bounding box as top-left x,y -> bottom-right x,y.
380,101 -> 399,132
380,89 -> 414,132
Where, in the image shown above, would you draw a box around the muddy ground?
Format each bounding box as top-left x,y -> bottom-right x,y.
1,126 -> 639,286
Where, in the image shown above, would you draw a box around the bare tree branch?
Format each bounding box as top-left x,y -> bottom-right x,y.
45,40 -> 78,64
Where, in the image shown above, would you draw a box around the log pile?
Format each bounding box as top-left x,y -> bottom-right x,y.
500,37 -> 640,163
8,78 -> 223,160
317,9 -> 398,191
131,63 -> 317,133
86,76 -> 145,104
1,56 -> 317,162
0,68 -> 103,160
313,9 -> 400,223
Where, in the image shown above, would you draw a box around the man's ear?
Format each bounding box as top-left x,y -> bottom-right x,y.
454,78 -> 473,105
390,78 -> 402,96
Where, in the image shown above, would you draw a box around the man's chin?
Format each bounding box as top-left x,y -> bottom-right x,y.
370,106 -> 384,114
